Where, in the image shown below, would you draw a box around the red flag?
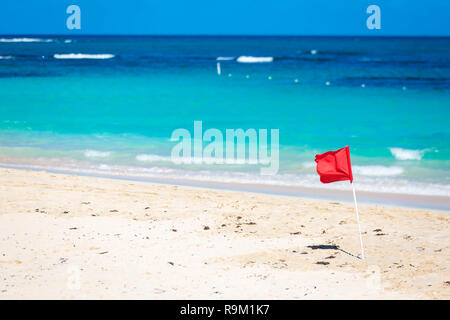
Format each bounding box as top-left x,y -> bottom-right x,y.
315,146 -> 353,184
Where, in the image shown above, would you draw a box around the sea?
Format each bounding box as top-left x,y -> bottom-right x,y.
0,36 -> 449,197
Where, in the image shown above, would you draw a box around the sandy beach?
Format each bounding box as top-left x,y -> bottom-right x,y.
0,167 -> 449,299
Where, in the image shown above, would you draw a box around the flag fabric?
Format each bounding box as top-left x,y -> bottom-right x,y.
315,146 -> 353,183
314,146 -> 364,259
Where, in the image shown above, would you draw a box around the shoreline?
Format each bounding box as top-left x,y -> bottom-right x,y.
1,164 -> 449,211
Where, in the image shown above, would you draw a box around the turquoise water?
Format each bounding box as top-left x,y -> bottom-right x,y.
0,36 -> 449,195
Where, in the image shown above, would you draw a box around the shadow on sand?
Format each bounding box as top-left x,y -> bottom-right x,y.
307,245 -> 361,260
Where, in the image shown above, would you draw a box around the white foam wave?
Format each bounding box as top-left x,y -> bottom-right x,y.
216,57 -> 234,61
236,56 -> 273,63
84,150 -> 111,158
0,56 -> 13,60
389,148 -> 427,160
136,154 -> 270,165
53,53 -> 115,60
1,156 -> 449,197
354,165 -> 404,177
136,154 -> 171,162
78,166 -> 450,197
302,162 -> 403,177
0,38 -> 53,43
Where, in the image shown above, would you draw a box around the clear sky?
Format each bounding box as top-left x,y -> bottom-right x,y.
0,0 -> 449,36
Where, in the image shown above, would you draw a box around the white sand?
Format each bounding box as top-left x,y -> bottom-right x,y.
0,168 -> 449,299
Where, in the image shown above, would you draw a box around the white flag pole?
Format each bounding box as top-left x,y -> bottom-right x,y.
351,182 -> 365,260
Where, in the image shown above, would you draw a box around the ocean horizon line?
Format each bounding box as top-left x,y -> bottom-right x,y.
1,34 -> 449,39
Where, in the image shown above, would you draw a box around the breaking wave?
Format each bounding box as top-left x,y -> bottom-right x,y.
389,148 -> 427,160
53,53 -> 115,60
236,56 -> 273,63
0,38 -> 54,43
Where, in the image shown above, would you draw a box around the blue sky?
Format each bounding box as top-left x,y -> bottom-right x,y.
0,0 -> 449,36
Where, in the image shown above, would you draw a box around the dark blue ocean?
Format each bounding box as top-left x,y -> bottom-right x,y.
0,36 -> 449,196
